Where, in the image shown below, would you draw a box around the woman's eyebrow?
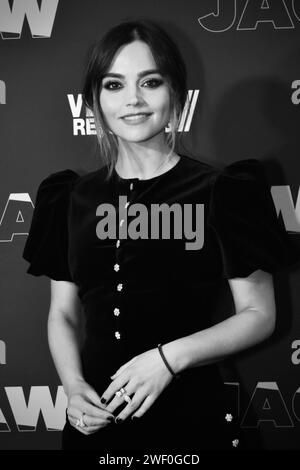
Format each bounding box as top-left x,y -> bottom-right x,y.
102,69 -> 162,79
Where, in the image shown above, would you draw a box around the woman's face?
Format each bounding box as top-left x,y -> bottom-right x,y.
99,40 -> 171,144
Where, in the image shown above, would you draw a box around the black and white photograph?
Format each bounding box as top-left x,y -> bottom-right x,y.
1,0 -> 300,465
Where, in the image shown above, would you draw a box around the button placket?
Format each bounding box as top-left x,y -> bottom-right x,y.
232,439 -> 239,447
224,412 -> 240,448
113,276 -> 122,339
113,181 -> 135,341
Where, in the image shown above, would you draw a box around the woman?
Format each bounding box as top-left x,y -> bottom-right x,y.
23,19 -> 299,452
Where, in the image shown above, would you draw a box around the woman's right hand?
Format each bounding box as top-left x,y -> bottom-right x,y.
66,378 -> 115,435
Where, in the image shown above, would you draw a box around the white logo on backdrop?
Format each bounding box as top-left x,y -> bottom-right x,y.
0,80 -> 6,104
291,80 -> 300,105
0,340 -> 6,365
240,382 -> 296,428
0,193 -> 33,243
270,186 -> 300,233
197,0 -> 299,32
291,340 -> 300,365
0,386 -> 67,432
0,0 -> 59,39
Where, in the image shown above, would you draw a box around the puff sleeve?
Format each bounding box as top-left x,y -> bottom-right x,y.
208,158 -> 300,279
22,169 -> 80,281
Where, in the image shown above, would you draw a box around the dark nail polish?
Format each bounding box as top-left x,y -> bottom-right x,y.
100,397 -> 107,404
115,417 -> 123,423
107,416 -> 114,423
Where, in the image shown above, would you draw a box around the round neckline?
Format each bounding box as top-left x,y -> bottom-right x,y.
113,154 -> 184,183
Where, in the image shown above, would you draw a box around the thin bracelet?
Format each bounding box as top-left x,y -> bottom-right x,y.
157,343 -> 180,379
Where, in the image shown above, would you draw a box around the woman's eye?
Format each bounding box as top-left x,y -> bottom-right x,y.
143,78 -> 163,88
103,81 -> 122,90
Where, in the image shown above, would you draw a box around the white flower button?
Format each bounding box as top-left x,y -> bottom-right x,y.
225,413 -> 233,422
114,264 -> 120,272
232,439 -> 239,447
114,308 -> 120,316
115,331 -> 121,339
117,283 -> 123,291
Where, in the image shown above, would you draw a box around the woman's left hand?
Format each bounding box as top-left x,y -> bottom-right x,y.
100,347 -> 174,421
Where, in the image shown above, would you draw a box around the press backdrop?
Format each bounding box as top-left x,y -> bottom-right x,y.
1,0 -> 300,451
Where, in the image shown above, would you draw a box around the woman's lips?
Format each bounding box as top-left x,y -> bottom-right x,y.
121,113 -> 152,125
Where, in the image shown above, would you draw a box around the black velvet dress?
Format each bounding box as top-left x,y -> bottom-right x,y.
22,154 -> 300,452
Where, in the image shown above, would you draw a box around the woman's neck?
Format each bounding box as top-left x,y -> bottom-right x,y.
115,149 -> 180,180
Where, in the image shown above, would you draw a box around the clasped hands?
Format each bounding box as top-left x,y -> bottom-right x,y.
67,346 -> 174,434
100,346 -> 174,423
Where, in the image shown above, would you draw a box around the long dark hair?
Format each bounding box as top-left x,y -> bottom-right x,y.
82,18 -> 188,180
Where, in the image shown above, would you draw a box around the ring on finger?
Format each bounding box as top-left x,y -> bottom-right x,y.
123,393 -> 132,403
115,387 -> 127,398
75,413 -> 86,428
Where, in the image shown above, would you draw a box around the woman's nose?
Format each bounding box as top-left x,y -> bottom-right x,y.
126,85 -> 144,105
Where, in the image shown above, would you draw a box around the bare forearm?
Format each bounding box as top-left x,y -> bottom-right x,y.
162,308 -> 275,374
47,314 -> 85,396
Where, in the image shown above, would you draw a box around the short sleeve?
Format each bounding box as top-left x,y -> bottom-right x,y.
208,158 -> 300,279
22,169 -> 80,281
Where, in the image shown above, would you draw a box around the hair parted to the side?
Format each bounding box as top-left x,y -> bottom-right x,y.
81,18 -> 188,181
